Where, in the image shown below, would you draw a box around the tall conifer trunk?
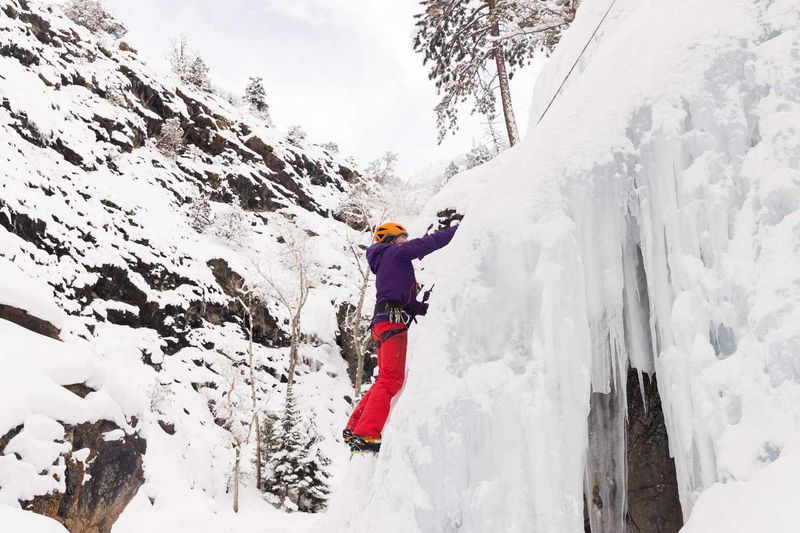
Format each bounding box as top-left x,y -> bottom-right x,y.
487,0 -> 520,145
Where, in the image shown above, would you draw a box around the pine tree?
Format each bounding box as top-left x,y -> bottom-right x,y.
414,0 -> 577,145
296,421 -> 332,512
256,412 -> 279,491
244,77 -> 271,123
187,193 -> 213,232
263,387 -> 307,511
187,57 -> 211,91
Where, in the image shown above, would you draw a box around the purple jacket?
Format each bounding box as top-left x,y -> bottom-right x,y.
367,225 -> 458,321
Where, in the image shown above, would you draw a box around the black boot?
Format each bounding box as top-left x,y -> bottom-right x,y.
342,428 -> 354,446
349,434 -> 381,454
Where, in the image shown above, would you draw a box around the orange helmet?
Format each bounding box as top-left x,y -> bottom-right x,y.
374,221 -> 408,243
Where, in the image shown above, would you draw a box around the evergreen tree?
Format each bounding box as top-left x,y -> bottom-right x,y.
187,193 -> 213,233
244,77 -> 271,123
256,412 -> 279,491
263,387 -> 306,511
297,421 -> 332,512
187,57 -> 211,91
262,387 -> 331,513
414,0 -> 577,145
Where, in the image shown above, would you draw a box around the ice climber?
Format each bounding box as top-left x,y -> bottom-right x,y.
344,221 -> 458,453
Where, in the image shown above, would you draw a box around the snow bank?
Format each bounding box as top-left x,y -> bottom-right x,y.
0,506 -> 69,533
0,256 -> 65,329
681,447 -> 800,533
323,0 -> 800,531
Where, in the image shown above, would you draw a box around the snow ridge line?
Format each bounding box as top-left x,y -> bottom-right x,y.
535,0 -> 620,125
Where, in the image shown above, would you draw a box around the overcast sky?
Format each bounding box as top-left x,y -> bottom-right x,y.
107,0 -> 540,178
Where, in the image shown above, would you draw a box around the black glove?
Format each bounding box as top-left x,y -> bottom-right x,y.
411,301 -> 429,316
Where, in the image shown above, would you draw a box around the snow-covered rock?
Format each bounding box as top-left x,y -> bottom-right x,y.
1,0 -> 369,530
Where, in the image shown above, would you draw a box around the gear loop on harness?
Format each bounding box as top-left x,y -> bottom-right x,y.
372,300 -> 413,346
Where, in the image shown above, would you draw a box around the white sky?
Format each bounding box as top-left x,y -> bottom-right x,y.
107,0 -> 541,178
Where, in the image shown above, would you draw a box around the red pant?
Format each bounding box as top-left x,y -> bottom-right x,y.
346,321 -> 408,439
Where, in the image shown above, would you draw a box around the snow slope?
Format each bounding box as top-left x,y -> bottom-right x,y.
0,1 -> 372,530
322,0 -> 800,531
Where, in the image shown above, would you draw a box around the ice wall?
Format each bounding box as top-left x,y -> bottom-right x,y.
323,0 -> 800,531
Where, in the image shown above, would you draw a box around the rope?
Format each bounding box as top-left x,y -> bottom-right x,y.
535,0 -> 621,125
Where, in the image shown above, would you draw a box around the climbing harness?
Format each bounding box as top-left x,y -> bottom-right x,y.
374,300 -> 411,325
536,0 -> 621,125
373,300 -> 412,345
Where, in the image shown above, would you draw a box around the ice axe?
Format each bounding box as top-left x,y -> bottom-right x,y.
422,284 -> 435,303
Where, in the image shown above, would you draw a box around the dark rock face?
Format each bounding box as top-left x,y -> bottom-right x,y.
0,303 -> 60,339
9,420 -> 146,533
625,369 -> 683,533
63,383 -> 96,399
583,367 -> 682,533
335,302 -> 376,389
206,258 -> 286,347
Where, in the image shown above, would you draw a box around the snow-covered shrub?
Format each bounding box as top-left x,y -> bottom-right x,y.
213,208 -> 249,247
187,194 -> 213,233
64,0 -> 127,38
182,144 -> 205,162
106,87 -> 128,108
286,126 -> 307,146
218,88 -> 242,107
464,142 -> 494,169
155,117 -> 184,158
365,151 -> 399,184
321,141 -> 340,154
168,36 -> 211,91
442,161 -> 460,182
168,36 -> 191,81
148,382 -> 173,414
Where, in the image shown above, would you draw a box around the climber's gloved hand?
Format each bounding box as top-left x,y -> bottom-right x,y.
410,300 -> 429,316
